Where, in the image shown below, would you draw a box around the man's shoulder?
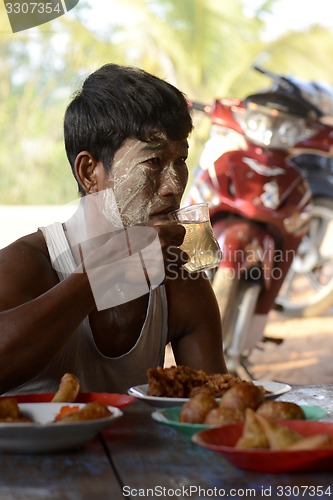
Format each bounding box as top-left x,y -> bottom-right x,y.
0,230 -> 58,307
165,270 -> 212,304
0,230 -> 50,269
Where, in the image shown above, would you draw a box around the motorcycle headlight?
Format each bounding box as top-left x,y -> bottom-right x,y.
241,103 -> 316,149
246,111 -> 273,146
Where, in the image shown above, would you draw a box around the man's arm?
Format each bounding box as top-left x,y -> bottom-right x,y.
166,272 -> 228,374
0,233 -> 96,393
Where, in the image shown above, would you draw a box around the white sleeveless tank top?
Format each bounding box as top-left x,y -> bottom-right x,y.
8,222 -> 168,395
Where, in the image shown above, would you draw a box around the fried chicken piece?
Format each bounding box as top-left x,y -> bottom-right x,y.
179,392 -> 218,423
147,366 -> 208,398
203,373 -> 242,398
147,366 -> 241,398
189,386 -> 217,398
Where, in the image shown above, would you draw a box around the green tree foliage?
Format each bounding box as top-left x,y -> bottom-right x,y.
0,0 -> 333,204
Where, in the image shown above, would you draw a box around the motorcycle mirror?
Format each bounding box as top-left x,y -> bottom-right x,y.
252,65 -> 294,93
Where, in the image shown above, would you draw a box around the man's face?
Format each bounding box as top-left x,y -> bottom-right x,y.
104,136 -> 189,226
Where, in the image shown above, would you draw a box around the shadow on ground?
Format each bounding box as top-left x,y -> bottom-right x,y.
165,309 -> 333,385
246,309 -> 333,385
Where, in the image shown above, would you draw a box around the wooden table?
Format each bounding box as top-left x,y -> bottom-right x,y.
1,385 -> 333,500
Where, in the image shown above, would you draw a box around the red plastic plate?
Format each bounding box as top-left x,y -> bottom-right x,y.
192,420 -> 333,473
0,392 -> 135,410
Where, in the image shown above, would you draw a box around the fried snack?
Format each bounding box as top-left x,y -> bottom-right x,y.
51,373 -> 80,403
147,366 -> 241,398
55,402 -> 112,422
189,386 -> 217,398
256,401 -> 305,421
0,415 -> 33,423
179,392 -> 218,423
147,366 -> 210,398
54,405 -> 80,421
235,408 -> 333,451
220,381 -> 264,411
200,373 -> 242,398
0,397 -> 21,419
255,413 -> 302,450
204,407 -> 245,426
0,398 -> 33,423
287,434 -> 333,450
235,408 -> 269,449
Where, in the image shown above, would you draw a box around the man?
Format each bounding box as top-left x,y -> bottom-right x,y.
0,63 -> 227,395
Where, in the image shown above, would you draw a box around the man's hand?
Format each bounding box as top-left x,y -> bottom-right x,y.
145,219 -> 189,276
62,190 -> 189,310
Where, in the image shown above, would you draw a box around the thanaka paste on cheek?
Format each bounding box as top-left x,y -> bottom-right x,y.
105,137 -> 187,226
108,141 -> 155,226
101,188 -> 124,229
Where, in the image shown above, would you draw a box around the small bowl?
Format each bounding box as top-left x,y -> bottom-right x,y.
192,420 -> 333,473
152,405 -> 327,438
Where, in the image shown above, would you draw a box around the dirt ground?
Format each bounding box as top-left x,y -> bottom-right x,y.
165,307 -> 333,385
246,308 -> 333,384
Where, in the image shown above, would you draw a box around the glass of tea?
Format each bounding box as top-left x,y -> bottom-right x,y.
168,203 -> 222,273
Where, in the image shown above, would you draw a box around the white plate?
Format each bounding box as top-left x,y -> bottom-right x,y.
0,403 -> 123,453
256,380 -> 292,398
128,381 -> 292,408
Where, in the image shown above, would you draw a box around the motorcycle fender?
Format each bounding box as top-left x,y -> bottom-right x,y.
213,218 -> 275,289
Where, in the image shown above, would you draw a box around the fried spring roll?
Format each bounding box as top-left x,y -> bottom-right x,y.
51,373 -> 80,403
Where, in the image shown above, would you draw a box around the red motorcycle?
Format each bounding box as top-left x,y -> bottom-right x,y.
186,74 -> 323,376
252,67 -> 333,318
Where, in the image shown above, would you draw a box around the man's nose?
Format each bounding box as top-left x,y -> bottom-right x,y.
159,168 -> 185,196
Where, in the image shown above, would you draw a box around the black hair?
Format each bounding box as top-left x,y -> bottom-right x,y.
64,63 -> 193,194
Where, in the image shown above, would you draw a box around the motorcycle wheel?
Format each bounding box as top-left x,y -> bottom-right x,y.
276,197 -> 333,317
212,267 -> 261,377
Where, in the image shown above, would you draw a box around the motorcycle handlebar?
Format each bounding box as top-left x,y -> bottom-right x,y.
252,64 -> 330,117
253,64 -> 295,93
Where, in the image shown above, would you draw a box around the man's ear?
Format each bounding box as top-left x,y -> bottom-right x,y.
74,151 -> 99,194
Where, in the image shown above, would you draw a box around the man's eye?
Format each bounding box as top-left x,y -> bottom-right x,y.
146,157 -> 161,167
176,157 -> 188,167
